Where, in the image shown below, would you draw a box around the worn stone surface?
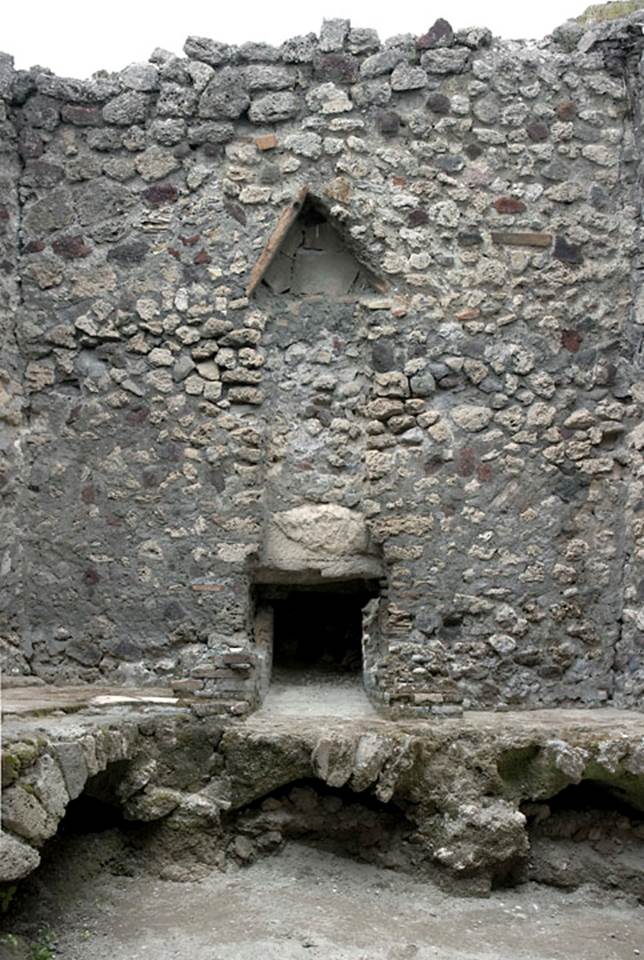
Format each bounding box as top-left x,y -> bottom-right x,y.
0,832 -> 41,883
2,705 -> 644,894
0,12 -> 642,717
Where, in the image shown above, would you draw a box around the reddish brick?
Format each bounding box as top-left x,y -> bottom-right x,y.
557,100 -> 576,120
52,235 -> 91,259
455,307 -> 481,321
142,183 -> 178,206
255,134 -> 278,151
561,329 -> 583,353
494,196 -> 526,214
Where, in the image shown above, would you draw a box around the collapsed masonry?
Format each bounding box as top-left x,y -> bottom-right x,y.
0,12 -> 644,717
2,708 -> 644,896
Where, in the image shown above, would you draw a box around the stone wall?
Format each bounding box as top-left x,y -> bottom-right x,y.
0,13 -> 643,712
0,53 -> 24,674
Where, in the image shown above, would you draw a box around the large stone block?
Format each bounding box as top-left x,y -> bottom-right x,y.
260,504 -> 382,580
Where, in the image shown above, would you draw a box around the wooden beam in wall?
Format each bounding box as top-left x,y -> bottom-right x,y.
246,186 -> 309,296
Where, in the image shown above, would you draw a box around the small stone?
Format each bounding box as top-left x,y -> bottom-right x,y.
173,356 -> 195,381
360,49 -> 407,79
249,92 -> 300,123
377,110 -> 401,136
306,82 -> 352,114
227,387 -> 263,404
281,33 -> 318,64
420,48 -> 469,74
561,329 -> 583,353
416,18 -> 454,50
451,404 -> 492,432
553,235 -> 583,265
314,53 -> 360,84
347,28 -> 381,55
410,372 -> 436,397
472,94 -> 499,123
135,145 -> 180,182
557,100 -> 576,120
427,93 -> 450,115
245,65 -> 294,91
233,835 -> 255,861
199,69 -> 250,120
51,235 -> 91,259
526,121 -> 549,142
148,348 -> 173,367
184,36 -> 232,66
0,832 -> 41,883
320,18 -> 350,53
284,132 -> 322,158
488,633 -> 517,655
196,361 -> 220,381
121,62 -> 159,91
102,90 -> 148,125
494,197 -> 526,214
142,182 -> 178,206
391,63 -> 428,91
184,374 -> 205,395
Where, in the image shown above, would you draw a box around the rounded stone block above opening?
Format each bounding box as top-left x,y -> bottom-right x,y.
258,504 -> 382,582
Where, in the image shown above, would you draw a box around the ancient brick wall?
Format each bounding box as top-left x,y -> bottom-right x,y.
0,15 -> 642,712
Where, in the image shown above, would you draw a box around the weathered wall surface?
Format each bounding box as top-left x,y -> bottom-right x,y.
0,53 -> 25,674
1,14 -> 643,711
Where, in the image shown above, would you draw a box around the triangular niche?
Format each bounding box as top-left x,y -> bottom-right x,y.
247,188 -> 386,299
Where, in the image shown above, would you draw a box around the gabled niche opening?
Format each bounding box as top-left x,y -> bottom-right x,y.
246,188 -> 386,299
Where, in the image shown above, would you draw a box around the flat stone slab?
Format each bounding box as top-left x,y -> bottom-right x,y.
1,683 -> 178,717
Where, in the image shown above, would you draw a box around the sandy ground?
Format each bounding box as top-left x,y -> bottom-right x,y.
260,671 -> 379,718
5,840 -> 644,960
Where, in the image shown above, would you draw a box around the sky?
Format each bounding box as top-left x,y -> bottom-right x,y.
4,0 -> 593,78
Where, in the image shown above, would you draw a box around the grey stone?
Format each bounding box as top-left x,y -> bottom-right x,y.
0,50 -> 14,98
280,33 -> 318,63
420,48 -> 470,73
410,372 -> 436,397
188,121 -> 235,144
22,95 -> 60,130
25,754 -> 70,820
35,71 -> 121,102
75,179 -> 133,226
121,62 -> 160,91
306,83 -> 353,114
199,69 -> 250,119
173,356 -> 196,381
102,90 -> 149,125
2,785 -> 56,845
150,117 -> 187,145
390,63 -> 428,91
455,26 -> 492,49
238,42 -> 282,63
245,65 -> 295,91
360,49 -> 407,79
157,83 -> 199,117
23,188 -> 74,237
347,28 -> 381,55
249,91 -> 300,123
53,742 -> 89,800
320,18 -> 350,53
184,36 -> 233,66
0,832 -> 41,882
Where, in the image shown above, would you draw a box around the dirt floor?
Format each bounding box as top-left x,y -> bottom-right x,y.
4,838 -> 644,960
260,670 -> 379,717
